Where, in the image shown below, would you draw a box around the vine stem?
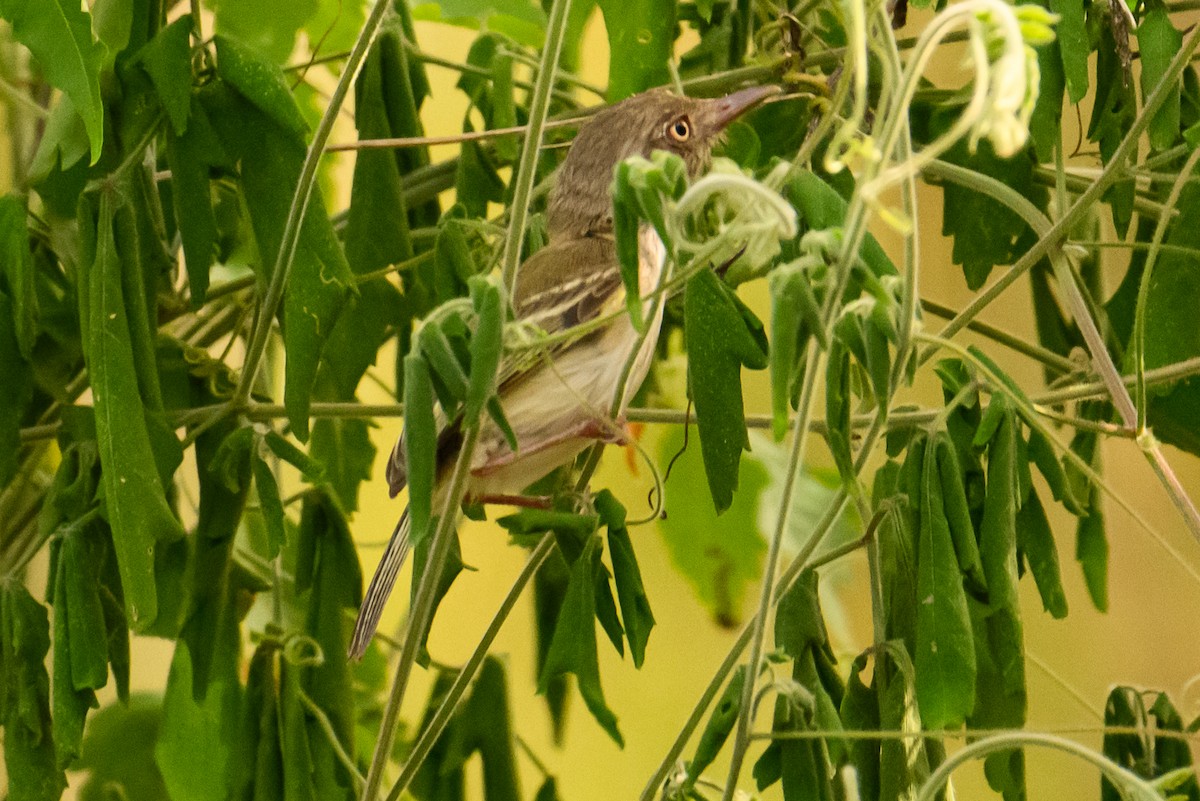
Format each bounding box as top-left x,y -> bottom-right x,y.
233,0 -> 392,406
720,345 -> 826,801
501,0 -> 573,296
382,534 -> 555,801
914,731 -> 1160,801
360,424 -> 483,801
924,158 -> 1200,542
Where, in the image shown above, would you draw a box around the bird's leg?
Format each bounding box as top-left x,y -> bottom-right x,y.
466,493 -> 554,509
471,416 -> 627,478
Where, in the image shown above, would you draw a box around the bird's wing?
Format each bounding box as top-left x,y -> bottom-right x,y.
386,236 -> 627,496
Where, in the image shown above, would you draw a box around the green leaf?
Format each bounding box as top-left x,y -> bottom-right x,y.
1016,490 -> 1068,618
404,353 -> 438,548
446,657 -> 520,801
0,195 -> 37,359
205,83 -> 353,440
840,653 -> 881,801
497,508 -> 600,539
936,128 -> 1046,289
685,267 -> 769,513
935,435 -> 986,591
979,407 -> 1019,612
213,3 -> 317,86
597,490 -> 655,667
825,338 -> 856,492
1088,19 -> 1137,235
87,191 -> 185,630
782,170 -> 897,278
1027,427 -> 1084,515
1029,37 -> 1066,162
534,550 -> 572,744
774,569 -> 827,659
612,161 -> 647,331
768,262 -> 820,441
1077,503 -> 1109,612
252,456 -> 287,559
915,435 -> 976,729
0,288 -> 33,486
539,535 -> 623,745
52,530 -> 103,769
687,665 -> 745,783
1049,0 -> 1089,103
1,583 -> 67,801
467,276 -> 505,423
0,0 -> 106,161
136,16 -> 193,135
657,426 -> 768,626
1139,1 -> 1183,151
263,429 -> 324,480
308,414 -> 374,515
165,99 -> 226,305
596,0 -> 676,99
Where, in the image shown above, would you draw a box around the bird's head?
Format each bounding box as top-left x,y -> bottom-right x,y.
547,85 -> 779,239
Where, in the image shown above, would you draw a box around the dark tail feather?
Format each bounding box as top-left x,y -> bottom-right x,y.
348,508 -> 411,660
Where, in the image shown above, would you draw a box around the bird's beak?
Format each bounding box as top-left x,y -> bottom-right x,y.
709,85 -> 781,129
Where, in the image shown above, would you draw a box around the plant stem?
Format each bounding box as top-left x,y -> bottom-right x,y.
234,0 -> 392,406
383,534 -> 555,801
501,0 -> 573,296
720,345 -> 825,801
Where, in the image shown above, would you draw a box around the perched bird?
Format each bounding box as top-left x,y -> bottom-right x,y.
349,85 -> 778,660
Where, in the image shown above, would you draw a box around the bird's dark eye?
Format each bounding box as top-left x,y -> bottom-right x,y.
667,117 -> 691,143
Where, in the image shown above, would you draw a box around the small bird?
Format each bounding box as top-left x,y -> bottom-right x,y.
349,85 -> 778,660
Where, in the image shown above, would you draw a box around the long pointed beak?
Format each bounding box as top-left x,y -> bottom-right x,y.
710,85 -> 781,129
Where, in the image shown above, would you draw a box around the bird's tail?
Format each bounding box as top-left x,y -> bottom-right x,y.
348,507 -> 411,660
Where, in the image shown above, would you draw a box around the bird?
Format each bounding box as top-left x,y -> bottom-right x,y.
349,84 -> 779,660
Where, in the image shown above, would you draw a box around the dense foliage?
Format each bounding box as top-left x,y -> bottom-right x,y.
1,0 -> 1199,800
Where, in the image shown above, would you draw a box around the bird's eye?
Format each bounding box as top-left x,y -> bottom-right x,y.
667,117 -> 691,143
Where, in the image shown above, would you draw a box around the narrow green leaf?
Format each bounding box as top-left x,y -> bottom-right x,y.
0,289 -> 33,486
1029,38 -> 1066,162
51,533 -> 101,769
0,195 -> 37,359
0,0 -> 106,161
593,560 -> 624,657
1138,1 -> 1182,151
263,430 -> 324,481
935,435 -> 986,590
418,322 -> 470,406
825,339 -> 856,492
214,34 -> 308,140
915,434 -> 976,730
1049,0 -> 1090,102
611,161 -> 645,331
782,170 -> 897,278
1026,427 -> 1084,515
1016,490 -> 1068,618
1,584 -> 67,801
687,665 -> 745,783
467,276 -> 505,424
251,456 -> 286,559
165,99 -> 226,305
979,408 -> 1020,612
768,262 -> 818,441
775,569 -> 827,659
452,657 -> 521,801
490,50 -> 517,161
88,192 -> 185,630
1077,504 -> 1109,612
75,697 -> 170,801
597,490 -> 655,667
539,535 -> 623,746
840,653 -> 881,801
497,509 -> 600,539
404,353 -> 438,548
136,16 -> 193,135
685,268 -> 769,513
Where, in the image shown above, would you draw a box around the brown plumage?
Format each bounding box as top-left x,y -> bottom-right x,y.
352,85 -> 778,661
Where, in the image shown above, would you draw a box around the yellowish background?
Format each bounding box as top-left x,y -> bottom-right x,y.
6,6 -> 1200,800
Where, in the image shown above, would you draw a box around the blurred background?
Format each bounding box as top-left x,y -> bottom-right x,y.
6,2 -> 1200,799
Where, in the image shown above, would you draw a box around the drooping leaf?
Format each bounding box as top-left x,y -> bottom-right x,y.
0,195 -> 37,359
1049,0 -> 1089,103
1087,16 -> 1137,235
0,288 -> 33,486
686,666 -> 745,784
1029,37 -> 1066,162
86,191 -> 185,630
404,353 -> 437,548
1016,490 -> 1068,618
539,535 -> 623,745
0,0 -> 107,160
979,404 -> 1019,612
165,99 -> 227,306
76,696 -> 169,801
915,434 -> 976,730
1,583 -> 68,801
136,16 -> 194,135
684,267 -> 769,513
596,490 -> 655,667
1138,0 -> 1183,152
